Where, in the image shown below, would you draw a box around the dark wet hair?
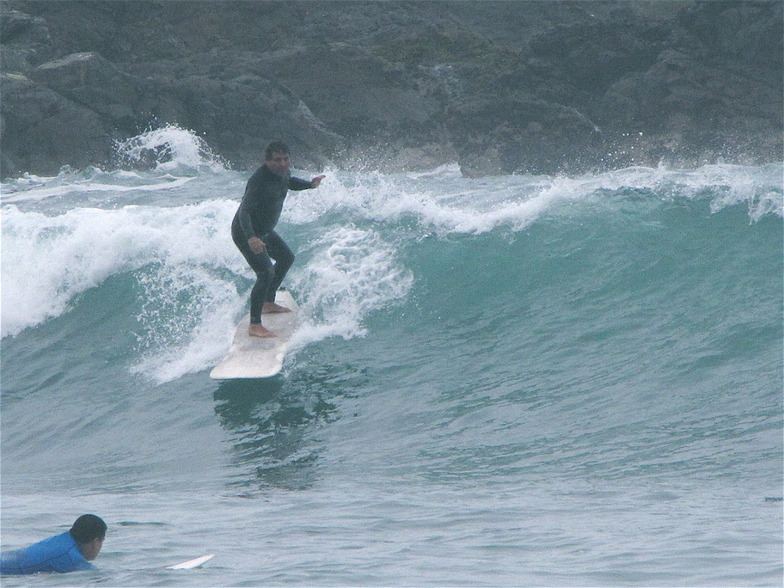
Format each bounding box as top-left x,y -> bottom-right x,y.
265,140 -> 290,160
69,514 -> 106,544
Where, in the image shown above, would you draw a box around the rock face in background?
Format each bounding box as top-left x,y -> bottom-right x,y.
1,0 -> 781,178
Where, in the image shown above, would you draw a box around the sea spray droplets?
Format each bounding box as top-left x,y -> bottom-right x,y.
135,224 -> 414,379
697,164 -> 784,222
290,226 -> 413,344
291,164 -> 782,240
131,263 -> 243,384
114,124 -> 228,174
586,163 -> 784,222
288,167 -> 564,236
135,264 -> 212,352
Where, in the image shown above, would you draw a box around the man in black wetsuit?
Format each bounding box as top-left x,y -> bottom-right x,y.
232,140 -> 325,338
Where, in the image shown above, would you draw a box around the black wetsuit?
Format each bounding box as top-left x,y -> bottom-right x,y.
231,165 -> 313,323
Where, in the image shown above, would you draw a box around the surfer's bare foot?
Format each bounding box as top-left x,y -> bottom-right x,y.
262,302 -> 292,314
249,323 -> 276,338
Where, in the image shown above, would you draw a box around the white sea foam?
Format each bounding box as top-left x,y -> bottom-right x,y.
289,226 -> 414,347
0,174 -> 197,204
286,166 -> 559,235
0,192 -> 414,385
130,262 -> 245,384
114,124 -> 228,174
288,162 -> 783,238
1,125 -> 227,205
0,200 -> 242,340
129,224 -> 412,383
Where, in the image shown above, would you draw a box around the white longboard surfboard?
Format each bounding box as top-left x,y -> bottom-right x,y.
167,554 -> 215,569
210,289 -> 299,379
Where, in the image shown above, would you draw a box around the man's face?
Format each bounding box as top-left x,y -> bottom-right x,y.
81,537 -> 104,561
265,151 -> 290,176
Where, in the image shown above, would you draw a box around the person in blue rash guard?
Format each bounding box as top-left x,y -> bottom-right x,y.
232,140 -> 325,338
0,514 -> 106,575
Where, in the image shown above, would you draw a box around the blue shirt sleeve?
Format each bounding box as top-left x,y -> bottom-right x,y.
0,532 -> 93,575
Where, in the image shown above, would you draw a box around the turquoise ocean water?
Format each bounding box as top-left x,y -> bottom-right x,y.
1,127 -> 782,586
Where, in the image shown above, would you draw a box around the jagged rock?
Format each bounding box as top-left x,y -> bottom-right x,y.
0,8 -> 52,72
30,51 -> 141,126
447,95 -> 604,176
256,44 -> 439,141
0,73 -> 113,176
0,0 -> 781,178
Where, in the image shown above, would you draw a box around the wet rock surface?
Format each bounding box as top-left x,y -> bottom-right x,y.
1,0 -> 781,178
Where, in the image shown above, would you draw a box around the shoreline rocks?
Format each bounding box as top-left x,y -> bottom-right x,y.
1,1 -> 781,178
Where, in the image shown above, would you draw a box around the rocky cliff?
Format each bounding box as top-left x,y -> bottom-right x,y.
1,0 -> 781,178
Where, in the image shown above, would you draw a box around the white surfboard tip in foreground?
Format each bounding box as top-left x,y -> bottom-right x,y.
210,289 -> 299,379
167,554 -> 215,569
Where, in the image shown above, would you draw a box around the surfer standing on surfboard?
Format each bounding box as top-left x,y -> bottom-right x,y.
231,140 -> 325,338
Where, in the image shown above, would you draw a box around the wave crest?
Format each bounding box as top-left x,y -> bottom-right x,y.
114,124 -> 228,174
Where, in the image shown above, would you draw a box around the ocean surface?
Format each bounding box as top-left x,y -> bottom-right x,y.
1,126 -> 782,587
